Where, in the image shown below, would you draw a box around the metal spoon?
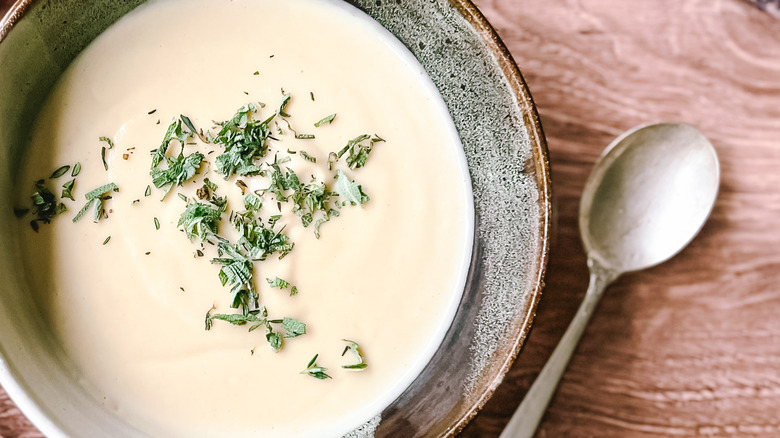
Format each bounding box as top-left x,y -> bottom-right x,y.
500,122 -> 720,438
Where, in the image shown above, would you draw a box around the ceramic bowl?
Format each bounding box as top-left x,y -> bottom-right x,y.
0,0 -> 550,436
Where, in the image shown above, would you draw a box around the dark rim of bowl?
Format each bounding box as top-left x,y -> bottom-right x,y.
444,1 -> 550,435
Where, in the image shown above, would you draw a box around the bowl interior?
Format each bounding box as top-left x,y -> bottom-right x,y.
0,0 -> 550,436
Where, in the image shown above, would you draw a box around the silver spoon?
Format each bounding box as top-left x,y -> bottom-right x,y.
499,122 -> 720,438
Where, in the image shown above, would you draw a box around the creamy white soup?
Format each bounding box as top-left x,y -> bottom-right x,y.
15,0 -> 472,436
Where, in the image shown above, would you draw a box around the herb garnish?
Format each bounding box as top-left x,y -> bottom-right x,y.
334,170 -> 369,205
267,277 -> 290,289
61,179 -> 76,201
99,136 -> 114,171
142,97 -> 380,361
334,134 -> 385,170
271,317 -> 306,338
149,118 -> 204,198
20,91 -> 385,377
204,307 -> 304,351
211,103 -> 272,178
341,339 -> 367,370
178,201 -> 224,241
49,165 -> 70,179
299,151 -> 316,163
73,182 -> 118,222
314,113 -> 336,127
29,180 -> 67,230
300,354 -> 331,380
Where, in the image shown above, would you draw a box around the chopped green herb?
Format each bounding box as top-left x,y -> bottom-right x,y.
29,180 -> 67,228
73,182 -> 118,222
71,162 -> 82,177
144,185 -> 151,197
267,277 -> 290,289
244,192 -> 263,211
179,114 -> 209,143
154,217 -> 160,230
341,339 -> 367,370
85,182 -> 119,200
314,209 -> 339,239
334,134 -> 383,170
203,178 -> 218,192
236,179 -> 248,194
334,170 -> 369,205
50,165 -> 70,179
132,93 -> 383,364
99,136 -> 114,149
151,119 -> 190,169
205,307 -> 299,351
101,146 -> 108,171
299,151 -> 316,163
61,179 -> 76,201
314,113 -> 336,127
103,236 -> 111,245
150,150 -> 204,199
212,241 -> 258,311
281,317 -> 305,338
180,114 -> 197,134
300,354 -> 331,380
266,328 -> 282,351
99,137 -> 114,171
277,93 -> 291,118
205,308 -> 265,330
178,201 -> 224,241
211,103 -> 272,178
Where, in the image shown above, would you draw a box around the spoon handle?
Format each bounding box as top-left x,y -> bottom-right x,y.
499,259 -> 619,438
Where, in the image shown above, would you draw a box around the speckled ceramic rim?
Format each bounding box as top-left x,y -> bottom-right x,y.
0,0 -> 552,436
446,1 -> 550,433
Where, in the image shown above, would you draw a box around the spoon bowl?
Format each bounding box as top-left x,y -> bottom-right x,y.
581,122 -> 720,273
500,122 -> 719,438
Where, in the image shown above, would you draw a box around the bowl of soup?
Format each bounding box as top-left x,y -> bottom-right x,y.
0,0 -> 550,436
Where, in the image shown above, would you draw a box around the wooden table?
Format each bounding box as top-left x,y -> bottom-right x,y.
2,0 -> 779,436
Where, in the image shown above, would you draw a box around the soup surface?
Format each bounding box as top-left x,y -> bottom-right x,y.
15,0 -> 472,436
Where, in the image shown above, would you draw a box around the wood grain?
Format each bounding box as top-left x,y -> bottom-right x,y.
461,0 -> 780,437
2,0 -> 780,437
